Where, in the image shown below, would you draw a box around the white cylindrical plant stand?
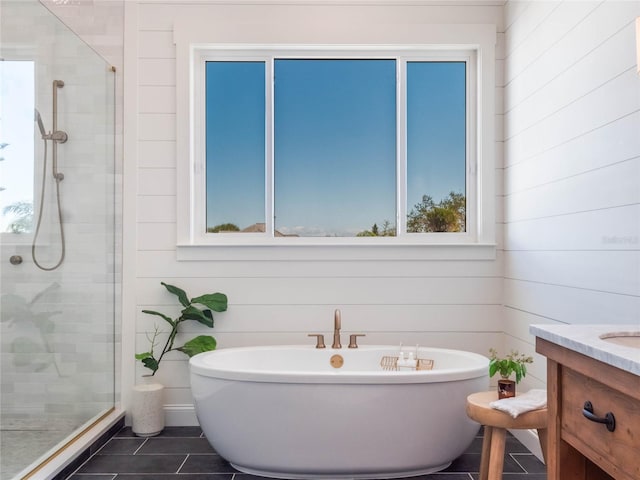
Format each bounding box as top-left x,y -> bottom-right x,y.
131,382 -> 165,437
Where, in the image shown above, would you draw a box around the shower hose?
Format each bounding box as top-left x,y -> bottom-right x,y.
32,138 -> 66,271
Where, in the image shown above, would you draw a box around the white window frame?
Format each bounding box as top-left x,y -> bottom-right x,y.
195,49 -> 476,245
175,22 -> 496,261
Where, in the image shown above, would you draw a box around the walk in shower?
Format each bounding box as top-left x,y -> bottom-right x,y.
1,0 -> 117,478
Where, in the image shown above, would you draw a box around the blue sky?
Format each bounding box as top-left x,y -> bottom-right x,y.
206,61 -> 266,230
205,59 -> 465,236
274,59 -> 396,236
407,61 -> 466,212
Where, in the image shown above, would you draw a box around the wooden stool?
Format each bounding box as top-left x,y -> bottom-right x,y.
466,391 -> 547,480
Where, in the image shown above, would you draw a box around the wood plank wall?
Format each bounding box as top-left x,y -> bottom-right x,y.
502,0 -> 640,392
129,1 -> 505,423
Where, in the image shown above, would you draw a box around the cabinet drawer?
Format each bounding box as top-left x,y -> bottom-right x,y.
561,367 -> 640,480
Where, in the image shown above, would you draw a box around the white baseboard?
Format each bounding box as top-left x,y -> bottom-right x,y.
124,404 -> 199,427
510,428 -> 544,462
165,404 -> 199,426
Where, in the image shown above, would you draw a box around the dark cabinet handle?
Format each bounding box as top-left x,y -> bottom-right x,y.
582,401 -> 616,432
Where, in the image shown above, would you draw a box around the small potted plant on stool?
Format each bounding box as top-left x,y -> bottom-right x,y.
489,348 -> 533,399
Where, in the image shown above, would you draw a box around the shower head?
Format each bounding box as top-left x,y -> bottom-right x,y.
34,108 -> 47,138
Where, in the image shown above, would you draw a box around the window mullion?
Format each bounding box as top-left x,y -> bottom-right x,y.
265,56 -> 275,238
466,55 -> 477,241
397,58 -> 407,237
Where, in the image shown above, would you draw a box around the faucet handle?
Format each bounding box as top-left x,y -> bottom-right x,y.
308,334 -> 326,349
348,334 -> 366,349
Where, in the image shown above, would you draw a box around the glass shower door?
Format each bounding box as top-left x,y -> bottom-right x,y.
0,0 -> 116,477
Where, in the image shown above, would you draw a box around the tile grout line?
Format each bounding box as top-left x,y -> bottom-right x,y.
509,452 -> 529,474
59,436 -> 119,479
131,437 -> 148,455
176,453 -> 190,474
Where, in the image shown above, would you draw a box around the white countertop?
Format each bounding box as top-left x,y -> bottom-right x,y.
530,324 -> 640,376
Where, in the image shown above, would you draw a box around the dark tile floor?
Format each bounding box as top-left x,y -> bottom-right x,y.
66,426 -> 546,480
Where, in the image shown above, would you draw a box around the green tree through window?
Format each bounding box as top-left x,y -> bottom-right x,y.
407,192 -> 466,233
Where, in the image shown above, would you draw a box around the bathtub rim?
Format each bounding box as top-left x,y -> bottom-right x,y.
190,344 -> 489,384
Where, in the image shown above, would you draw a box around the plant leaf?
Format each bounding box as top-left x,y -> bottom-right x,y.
161,282 -> 190,307
191,293 -> 227,312
135,352 -> 153,360
181,306 -> 213,328
177,335 -> 217,357
489,360 -> 498,378
141,356 -> 159,374
517,364 -> 527,383
142,310 -> 175,327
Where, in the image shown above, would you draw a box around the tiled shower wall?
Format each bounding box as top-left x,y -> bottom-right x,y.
0,0 -> 121,428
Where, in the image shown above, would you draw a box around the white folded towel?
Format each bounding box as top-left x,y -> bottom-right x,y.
489,389 -> 547,418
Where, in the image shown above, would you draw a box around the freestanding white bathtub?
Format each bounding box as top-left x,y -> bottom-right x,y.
190,345 -> 488,479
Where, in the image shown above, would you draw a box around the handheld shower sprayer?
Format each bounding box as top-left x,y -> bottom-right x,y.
34,108 -> 47,138
34,107 -> 68,145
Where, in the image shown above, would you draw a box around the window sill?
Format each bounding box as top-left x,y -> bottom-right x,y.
176,242 -> 496,261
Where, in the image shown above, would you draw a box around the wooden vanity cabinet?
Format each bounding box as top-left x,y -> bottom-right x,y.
536,338 -> 640,480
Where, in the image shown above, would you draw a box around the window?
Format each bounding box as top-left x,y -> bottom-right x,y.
173,21 -> 498,259
198,51 -> 473,241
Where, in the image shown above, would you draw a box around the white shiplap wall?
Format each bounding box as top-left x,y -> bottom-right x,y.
124,1 -> 505,424
502,0 -> 640,395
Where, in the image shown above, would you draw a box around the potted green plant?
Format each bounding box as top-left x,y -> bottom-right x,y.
489,348 -> 533,399
133,282 -> 227,436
